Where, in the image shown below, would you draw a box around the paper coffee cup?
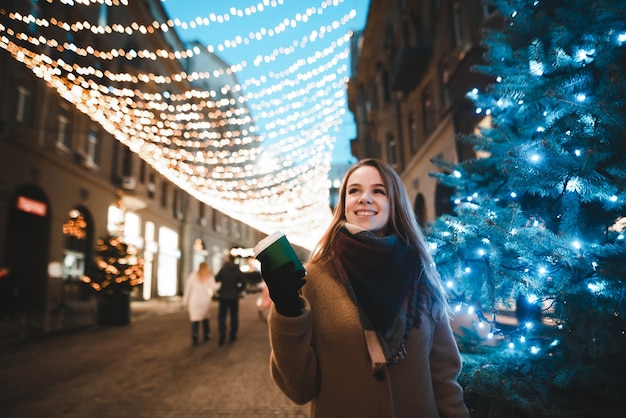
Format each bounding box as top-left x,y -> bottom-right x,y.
253,231 -> 305,277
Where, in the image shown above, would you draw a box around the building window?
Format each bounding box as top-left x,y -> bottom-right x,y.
452,1 -> 462,48
439,58 -> 451,112
107,205 -> 125,236
386,133 -> 397,168
173,188 -> 185,219
408,113 -> 419,153
124,211 -> 142,249
143,221 -> 156,300
221,216 -> 229,235
122,147 -> 133,177
57,114 -> 70,149
62,208 -> 88,281
139,160 -> 147,184
381,71 -> 391,103
413,193 -> 426,228
86,129 -> 100,166
161,181 -> 168,208
172,187 -> 180,219
212,208 -> 219,232
371,85 -> 378,112
157,226 -> 179,297
16,85 -> 33,124
421,86 -> 435,136
198,202 -> 207,226
148,172 -> 156,199
231,222 -> 241,241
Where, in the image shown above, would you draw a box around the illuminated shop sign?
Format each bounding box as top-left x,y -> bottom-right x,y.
16,196 -> 47,216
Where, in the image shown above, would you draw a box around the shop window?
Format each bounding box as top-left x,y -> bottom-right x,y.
157,226 -> 179,297
62,209 -> 89,280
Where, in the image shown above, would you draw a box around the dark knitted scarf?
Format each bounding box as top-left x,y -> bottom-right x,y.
333,225 -> 423,368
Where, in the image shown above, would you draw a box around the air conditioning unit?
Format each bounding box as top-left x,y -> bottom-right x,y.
121,176 -> 136,190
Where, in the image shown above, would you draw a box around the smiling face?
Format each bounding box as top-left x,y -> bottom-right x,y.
344,165 -> 390,236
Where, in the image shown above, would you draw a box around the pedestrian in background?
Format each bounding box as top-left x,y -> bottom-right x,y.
260,158 -> 469,417
215,253 -> 247,346
183,262 -> 219,346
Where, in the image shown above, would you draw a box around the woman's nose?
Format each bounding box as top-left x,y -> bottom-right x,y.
359,192 -> 372,203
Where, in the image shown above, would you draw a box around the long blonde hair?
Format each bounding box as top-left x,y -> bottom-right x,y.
197,262 -> 212,281
309,158 -> 450,317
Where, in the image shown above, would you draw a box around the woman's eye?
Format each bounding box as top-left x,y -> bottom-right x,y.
374,188 -> 386,195
347,187 -> 359,194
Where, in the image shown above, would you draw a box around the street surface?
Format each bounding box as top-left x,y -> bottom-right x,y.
0,295 -> 309,418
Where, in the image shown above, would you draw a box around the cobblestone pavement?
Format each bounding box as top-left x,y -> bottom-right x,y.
0,295 -> 309,418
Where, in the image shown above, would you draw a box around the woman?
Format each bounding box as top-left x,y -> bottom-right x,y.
262,158 -> 469,417
183,262 -> 219,345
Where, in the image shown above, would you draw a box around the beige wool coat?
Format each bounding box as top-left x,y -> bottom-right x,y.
268,262 -> 469,418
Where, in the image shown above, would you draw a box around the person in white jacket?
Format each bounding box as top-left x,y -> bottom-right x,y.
183,262 -> 220,345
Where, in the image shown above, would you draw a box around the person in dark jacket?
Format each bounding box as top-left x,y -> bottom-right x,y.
215,253 -> 247,345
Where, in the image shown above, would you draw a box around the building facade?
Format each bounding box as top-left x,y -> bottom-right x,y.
0,0 -> 267,336
348,0 -> 498,225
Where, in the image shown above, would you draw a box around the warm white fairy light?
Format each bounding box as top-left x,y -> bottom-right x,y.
5,1 -> 354,68
0,1 -> 363,249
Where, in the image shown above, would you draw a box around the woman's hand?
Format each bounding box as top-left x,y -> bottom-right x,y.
261,262 -> 306,317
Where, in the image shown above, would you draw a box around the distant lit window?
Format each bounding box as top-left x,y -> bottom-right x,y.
57,114 -> 70,148
86,129 -> 100,166
158,227 -> 179,297
107,205 -> 124,236
124,211 -> 142,248
16,85 -> 33,124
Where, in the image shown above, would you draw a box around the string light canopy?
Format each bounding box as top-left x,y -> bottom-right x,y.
0,0 -> 363,249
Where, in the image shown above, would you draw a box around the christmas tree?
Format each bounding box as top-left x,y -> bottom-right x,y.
427,0 -> 626,416
82,235 -> 144,293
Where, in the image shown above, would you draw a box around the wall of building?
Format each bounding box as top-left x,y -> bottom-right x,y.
0,0 -> 271,337
348,0 -> 497,225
